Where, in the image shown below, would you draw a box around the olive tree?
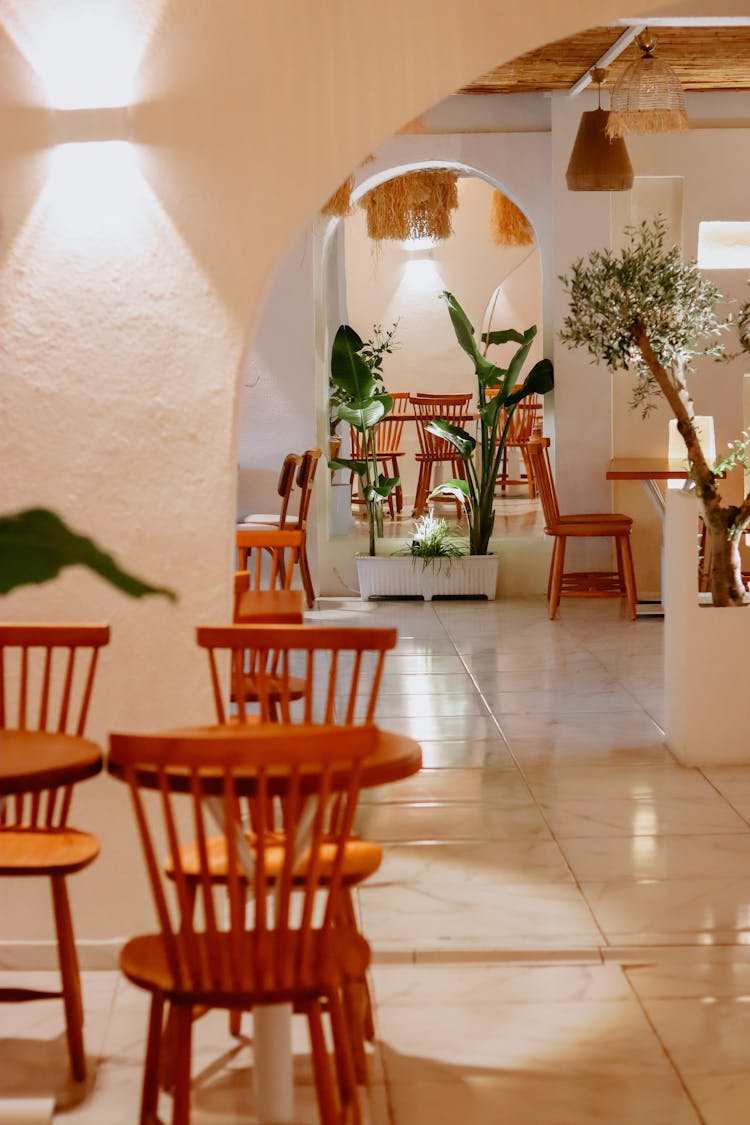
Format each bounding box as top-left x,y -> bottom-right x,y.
560,218 -> 750,608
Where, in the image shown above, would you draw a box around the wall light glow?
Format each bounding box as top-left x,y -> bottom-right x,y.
45,141 -> 146,246
10,4 -> 145,109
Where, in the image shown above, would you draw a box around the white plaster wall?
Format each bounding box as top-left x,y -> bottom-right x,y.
2,0 -> 745,950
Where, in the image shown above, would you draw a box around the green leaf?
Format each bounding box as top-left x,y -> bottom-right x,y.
505,358 -> 555,406
482,328 -> 527,346
329,456 -> 367,475
425,418 -> 476,460
330,325 -> 378,403
428,479 -> 469,504
338,398 -> 388,431
0,508 -> 177,600
442,291 -> 499,386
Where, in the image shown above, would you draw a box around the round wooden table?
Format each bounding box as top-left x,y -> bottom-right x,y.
108,724 -> 422,794
0,730 -> 103,795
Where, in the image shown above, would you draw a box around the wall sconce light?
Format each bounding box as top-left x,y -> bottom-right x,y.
53,106 -> 132,145
566,69 -> 634,192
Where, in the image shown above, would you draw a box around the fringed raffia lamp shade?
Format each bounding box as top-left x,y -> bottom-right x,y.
606,31 -> 688,138
360,169 -> 459,243
321,174 -> 354,218
489,191 -> 535,247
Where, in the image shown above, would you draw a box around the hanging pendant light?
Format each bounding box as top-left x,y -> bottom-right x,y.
489,191 -> 535,247
566,69 -> 634,192
360,169 -> 459,243
606,30 -> 688,138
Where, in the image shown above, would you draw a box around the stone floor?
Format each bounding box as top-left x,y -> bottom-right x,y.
4,595 -> 750,1123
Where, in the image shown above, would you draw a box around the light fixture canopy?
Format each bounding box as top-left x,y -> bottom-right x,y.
606,30 -> 689,138
566,69 -> 634,192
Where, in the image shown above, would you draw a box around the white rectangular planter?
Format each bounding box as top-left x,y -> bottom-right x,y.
356,554 -> 499,601
664,490 -> 750,766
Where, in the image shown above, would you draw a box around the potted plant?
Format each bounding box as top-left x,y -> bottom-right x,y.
559,217 -> 750,607
559,217 -> 750,765
327,321 -> 398,465
426,290 -> 554,555
356,509 -> 500,601
328,323 -> 400,556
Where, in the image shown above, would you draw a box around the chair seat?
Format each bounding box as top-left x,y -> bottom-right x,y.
168,833 -> 382,885
232,672 -> 307,703
557,513 -> 632,526
0,827 -> 100,876
239,514 -> 299,528
120,928 -> 371,1002
545,518 -> 632,537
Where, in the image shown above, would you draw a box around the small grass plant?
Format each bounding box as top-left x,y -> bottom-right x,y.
403,509 -> 467,567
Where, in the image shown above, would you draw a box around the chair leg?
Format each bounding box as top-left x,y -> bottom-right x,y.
298,534 -> 316,608
307,999 -> 340,1125
140,991 -> 165,1125
548,535 -> 566,620
336,888 -> 375,1042
50,875 -> 86,1082
392,457 -> 403,513
412,464 -> 429,517
619,533 -> 638,620
327,987 -> 361,1125
170,1003 -> 193,1125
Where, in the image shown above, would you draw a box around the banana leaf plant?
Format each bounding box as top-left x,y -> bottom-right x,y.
427,291 -> 554,555
328,324 -> 400,556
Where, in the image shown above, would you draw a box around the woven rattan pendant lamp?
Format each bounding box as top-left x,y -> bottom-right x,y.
606,30 -> 689,138
566,69 -> 634,192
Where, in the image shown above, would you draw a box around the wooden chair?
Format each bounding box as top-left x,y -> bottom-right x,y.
190,624 -> 397,1077
238,449 -> 321,607
409,393 -> 473,517
496,396 -> 543,497
238,452 -> 301,532
525,435 -> 638,620
234,528 -> 304,618
349,391 -> 410,516
108,725 -> 375,1125
0,623 -> 110,1081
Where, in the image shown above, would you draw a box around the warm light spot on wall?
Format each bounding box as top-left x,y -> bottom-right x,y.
7,2 -> 147,109
45,141 -> 146,246
697,222 -> 750,269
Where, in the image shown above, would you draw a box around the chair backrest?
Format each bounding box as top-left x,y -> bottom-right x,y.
0,624 -> 110,736
196,623 -> 397,725
502,396 -> 543,445
108,725 -> 375,994
234,529 -> 303,593
275,452 -> 302,528
525,434 -> 560,524
409,393 -> 472,459
349,392 -> 409,459
290,448 -> 321,531
0,624 -> 110,828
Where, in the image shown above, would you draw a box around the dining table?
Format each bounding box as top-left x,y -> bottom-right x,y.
0,730 -> 103,797
108,721 -> 422,1123
606,457 -> 691,616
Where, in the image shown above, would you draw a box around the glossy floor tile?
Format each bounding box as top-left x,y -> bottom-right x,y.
4,596 -> 750,1123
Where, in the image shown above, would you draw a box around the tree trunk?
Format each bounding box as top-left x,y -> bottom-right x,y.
633,324 -> 749,607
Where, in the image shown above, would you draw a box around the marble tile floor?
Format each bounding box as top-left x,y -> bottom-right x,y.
4,596 -> 750,1123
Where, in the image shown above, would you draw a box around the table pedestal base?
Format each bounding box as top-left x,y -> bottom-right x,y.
253,1003 -> 294,1123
